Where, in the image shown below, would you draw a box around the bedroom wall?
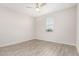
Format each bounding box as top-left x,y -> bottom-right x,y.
35,7 -> 76,46
77,4 -> 79,53
0,6 -> 34,47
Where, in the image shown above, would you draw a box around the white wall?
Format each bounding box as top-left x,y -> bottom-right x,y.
35,7 -> 76,46
77,4 -> 79,53
0,6 -> 34,47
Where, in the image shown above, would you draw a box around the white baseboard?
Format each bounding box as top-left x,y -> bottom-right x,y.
0,39 -> 33,47
0,38 -> 76,47
35,39 -> 76,46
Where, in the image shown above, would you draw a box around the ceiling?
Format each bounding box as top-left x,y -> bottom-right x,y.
0,3 -> 76,17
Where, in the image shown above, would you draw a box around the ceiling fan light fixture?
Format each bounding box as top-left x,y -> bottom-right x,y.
26,3 -> 46,12
36,7 -> 40,12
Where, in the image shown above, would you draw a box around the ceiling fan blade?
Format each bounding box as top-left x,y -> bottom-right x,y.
26,3 -> 46,9
40,3 -> 46,7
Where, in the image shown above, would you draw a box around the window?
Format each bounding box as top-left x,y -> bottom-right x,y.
46,17 -> 54,32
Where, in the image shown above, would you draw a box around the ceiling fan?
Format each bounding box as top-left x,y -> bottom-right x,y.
26,3 -> 46,12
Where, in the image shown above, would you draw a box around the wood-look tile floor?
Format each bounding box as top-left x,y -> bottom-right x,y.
0,39 -> 78,56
